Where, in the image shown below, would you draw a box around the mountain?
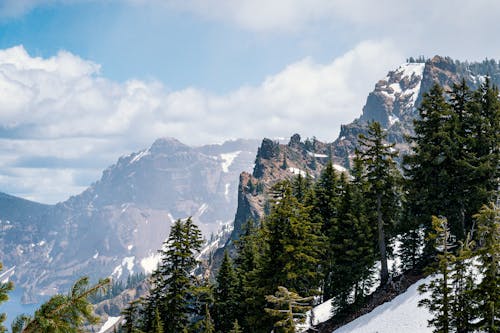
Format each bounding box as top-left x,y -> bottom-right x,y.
0,138 -> 258,302
225,56 -> 500,246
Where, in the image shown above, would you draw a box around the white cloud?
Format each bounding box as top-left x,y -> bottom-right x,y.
0,41 -> 402,203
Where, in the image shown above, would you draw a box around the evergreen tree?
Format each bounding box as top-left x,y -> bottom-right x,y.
312,161 -> 341,299
121,299 -> 143,333
264,286 -> 313,333
12,277 -> 109,333
404,84 -> 454,258
449,235 -> 475,333
472,203 -> 500,332
358,121 -> 400,285
0,262 -> 14,333
329,172 -> 375,316
151,308 -> 164,333
251,181 -> 323,332
143,217 -> 203,332
418,216 -> 455,333
213,251 -> 238,333
198,305 -> 215,333
233,219 -> 262,332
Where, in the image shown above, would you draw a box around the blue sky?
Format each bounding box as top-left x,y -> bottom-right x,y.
1,0 -> 500,203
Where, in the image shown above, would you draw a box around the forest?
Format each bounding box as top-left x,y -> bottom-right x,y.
1,79 -> 498,333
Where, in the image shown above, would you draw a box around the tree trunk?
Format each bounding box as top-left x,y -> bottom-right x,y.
377,194 -> 389,285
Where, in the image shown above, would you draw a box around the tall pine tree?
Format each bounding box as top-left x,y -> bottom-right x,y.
358,121 -> 400,285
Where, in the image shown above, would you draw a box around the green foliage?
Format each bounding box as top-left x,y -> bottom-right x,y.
358,121 -> 400,285
265,286 -> 312,333
142,217 -> 204,332
12,276 -> 110,333
418,216 -> 455,333
213,251 -> 238,333
472,203 -> 500,332
0,262 -> 14,333
229,320 -> 242,333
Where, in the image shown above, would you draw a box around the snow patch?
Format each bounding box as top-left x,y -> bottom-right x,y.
130,148 -> 150,164
93,251 -> 99,259
389,115 -> 400,126
289,167 -> 307,177
98,316 -> 122,333
197,203 -> 208,217
333,276 -> 433,333
141,252 -> 161,274
123,256 -> 135,273
307,151 -> 328,158
224,183 -> 230,200
220,151 -> 241,173
333,164 -> 347,173
127,244 -> 134,251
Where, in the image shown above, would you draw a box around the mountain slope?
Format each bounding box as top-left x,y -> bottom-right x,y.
0,138 -> 258,302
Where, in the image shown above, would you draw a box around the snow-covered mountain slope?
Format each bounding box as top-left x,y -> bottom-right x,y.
0,138 -> 258,302
332,277 -> 433,333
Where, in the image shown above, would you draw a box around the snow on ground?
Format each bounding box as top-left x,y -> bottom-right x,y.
224,183 -> 230,200
333,276 -> 433,333
130,148 -> 150,164
388,115 -> 400,126
333,164 -> 347,173
307,151 -> 329,158
98,316 -> 122,333
220,151 -> 241,173
289,167 -> 307,177
140,252 -> 161,274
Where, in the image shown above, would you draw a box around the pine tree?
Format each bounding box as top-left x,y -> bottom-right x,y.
418,216 -> 455,333
0,262 -> 14,333
472,203 -> 500,332
12,277 -> 110,333
233,219 -> 262,332
213,251 -> 238,333
329,172 -> 375,316
264,286 -> 313,333
151,308 -> 164,333
143,217 -> 204,332
449,235 -> 475,333
121,299 -> 143,333
404,84 -> 454,259
358,121 -> 400,285
312,161 -> 341,299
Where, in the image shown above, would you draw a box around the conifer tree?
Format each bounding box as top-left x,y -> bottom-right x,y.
472,203 -> 500,332
213,251 -> 238,333
264,286 -> 313,333
233,219 -> 262,332
0,262 -> 14,333
329,172 -> 375,315
143,217 -> 203,332
121,299 -> 143,333
312,161 -> 340,299
418,216 -> 455,333
358,121 -> 400,285
12,277 -> 109,333
404,84 -> 454,257
449,235 -> 475,333
151,308 -> 164,333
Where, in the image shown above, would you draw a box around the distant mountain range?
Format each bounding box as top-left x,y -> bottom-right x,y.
0,138 -> 258,302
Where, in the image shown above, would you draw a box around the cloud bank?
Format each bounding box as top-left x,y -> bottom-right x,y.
0,41 -> 402,203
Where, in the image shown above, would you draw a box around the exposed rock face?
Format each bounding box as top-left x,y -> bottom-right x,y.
227,56 -> 500,245
0,138 -> 258,302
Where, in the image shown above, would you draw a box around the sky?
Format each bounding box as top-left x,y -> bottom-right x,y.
0,0 -> 499,203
